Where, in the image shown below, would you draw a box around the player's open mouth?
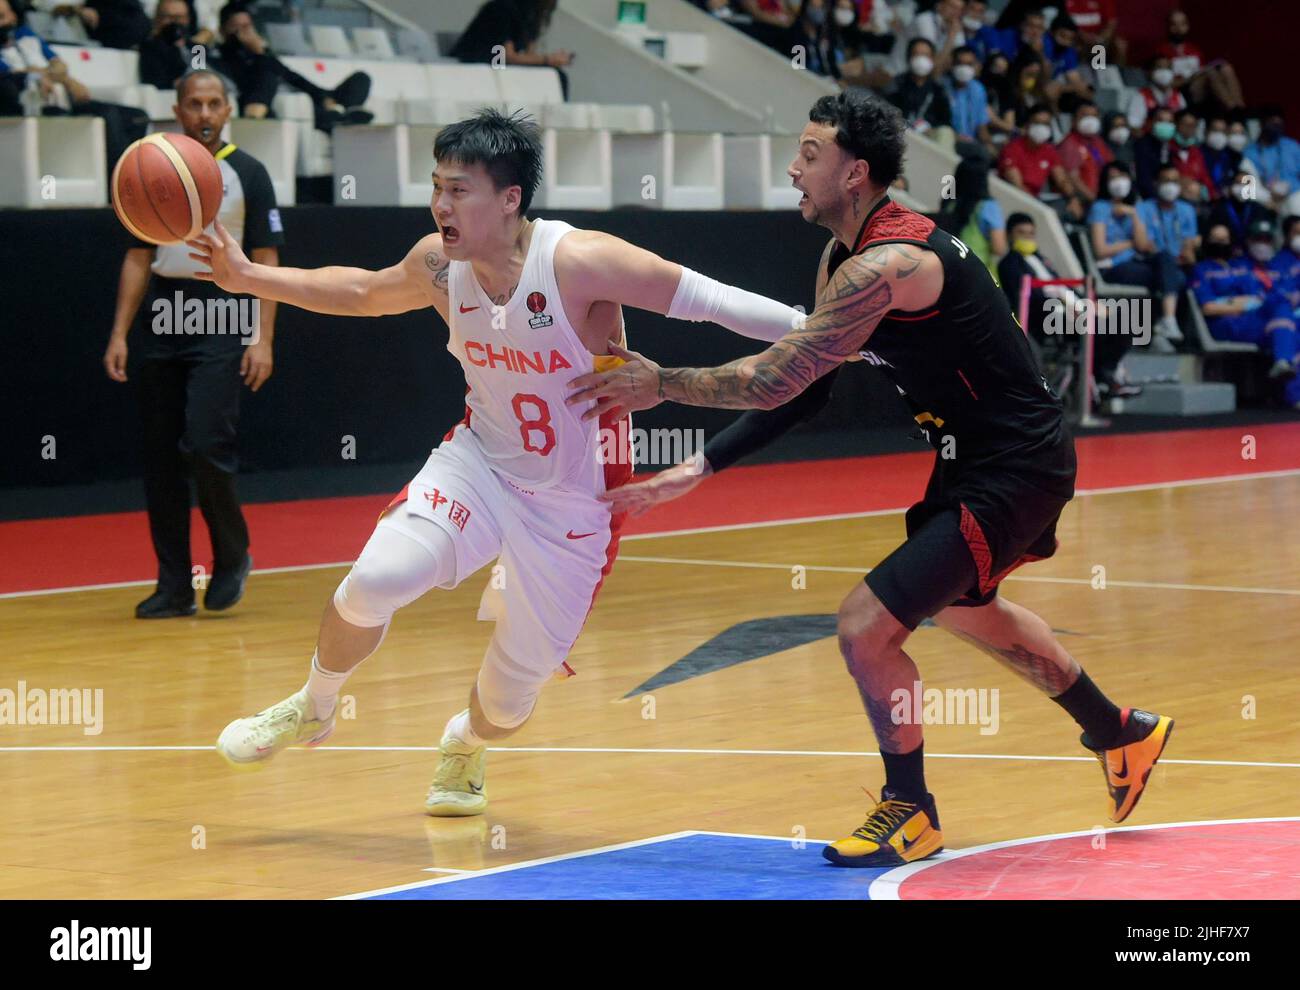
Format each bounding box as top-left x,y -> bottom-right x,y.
798,192 -> 808,206
199,126 -> 213,140
443,225 -> 460,245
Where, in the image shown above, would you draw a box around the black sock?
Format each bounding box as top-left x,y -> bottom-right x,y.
1052,669 -> 1123,748
880,743 -> 927,800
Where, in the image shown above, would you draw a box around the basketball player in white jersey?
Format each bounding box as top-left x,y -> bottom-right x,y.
187,109 -> 806,814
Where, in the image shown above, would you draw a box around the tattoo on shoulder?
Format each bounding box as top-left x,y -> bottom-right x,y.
424,251 -> 449,292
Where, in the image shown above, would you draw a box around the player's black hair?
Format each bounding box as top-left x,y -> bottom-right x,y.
807,90 -> 906,189
175,68 -> 230,102
433,107 -> 544,216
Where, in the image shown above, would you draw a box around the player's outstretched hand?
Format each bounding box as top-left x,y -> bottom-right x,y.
567,342 -> 664,422
187,220 -> 250,293
599,452 -> 711,517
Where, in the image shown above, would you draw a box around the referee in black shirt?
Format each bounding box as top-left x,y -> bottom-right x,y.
103,69 -> 283,618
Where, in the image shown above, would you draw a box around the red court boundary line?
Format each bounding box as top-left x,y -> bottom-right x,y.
2,423 -> 1297,596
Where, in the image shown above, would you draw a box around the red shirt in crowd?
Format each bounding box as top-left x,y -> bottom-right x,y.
1057,131 -> 1114,199
999,136 -> 1060,197
1155,39 -> 1205,81
1169,143 -> 1216,198
1065,0 -> 1117,33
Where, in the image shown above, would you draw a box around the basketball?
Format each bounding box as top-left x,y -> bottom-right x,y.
110,133 -> 223,245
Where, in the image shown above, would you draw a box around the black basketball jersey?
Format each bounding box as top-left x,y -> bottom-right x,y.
827,196 -> 1076,494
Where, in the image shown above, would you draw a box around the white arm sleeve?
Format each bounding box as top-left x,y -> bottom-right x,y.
666,267 -> 806,342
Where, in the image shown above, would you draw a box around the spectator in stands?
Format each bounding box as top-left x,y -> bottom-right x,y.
1245,106 -> 1300,217
979,49 -> 1015,149
1201,114 -> 1241,199
885,36 -> 953,149
1227,119 -> 1249,158
1089,160 -> 1186,350
999,106 -> 1082,218
983,5 -> 1047,63
1064,0 -> 1124,66
1133,105 -> 1176,200
936,154 -> 1005,273
942,44 -> 990,150
1273,215 -> 1300,291
451,0 -> 574,99
1104,111 -> 1133,168
1006,49 -> 1050,123
1206,168 -> 1275,249
102,68 -> 283,618
139,0 -> 211,91
1192,221 -> 1300,402
997,211 -> 1141,399
1168,108 -> 1212,203
962,0 -> 998,62
48,1 -> 150,50
1057,99 -> 1110,205
1043,12 -> 1092,112
853,0 -> 902,58
1157,9 -> 1244,118
217,2 -> 370,132
888,0 -> 964,77
1,0 -> 89,115
1140,163 -> 1200,268
790,0 -> 843,80
1126,55 -> 1185,135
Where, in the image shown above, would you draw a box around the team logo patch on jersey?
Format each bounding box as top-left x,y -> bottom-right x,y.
525,291 -> 553,329
268,208 -> 282,233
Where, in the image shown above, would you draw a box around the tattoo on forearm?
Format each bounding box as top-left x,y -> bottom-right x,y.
949,629 -> 1080,695
656,243 -> 921,410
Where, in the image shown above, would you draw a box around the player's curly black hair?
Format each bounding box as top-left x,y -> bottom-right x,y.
808,90 -> 906,189
433,107 -> 544,216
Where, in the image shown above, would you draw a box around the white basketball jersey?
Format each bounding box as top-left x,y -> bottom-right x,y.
445,219 -> 626,492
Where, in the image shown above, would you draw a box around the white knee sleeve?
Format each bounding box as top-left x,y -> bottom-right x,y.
475,638 -> 545,729
333,518 -> 457,628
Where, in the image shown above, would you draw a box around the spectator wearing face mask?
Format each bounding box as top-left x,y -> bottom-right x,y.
140,0 -> 214,91
982,6 -> 1046,62
1156,9 -> 1244,117
1134,106 -> 1177,201
1042,12 -> 1092,113
961,0 -> 996,61
1167,109 -> 1213,203
1201,115 -> 1242,198
1206,169 -> 1277,249
1127,55 -> 1186,136
1057,100 -> 1111,203
979,50 -> 1015,148
1007,48 -> 1050,124
1244,107 -> 1300,217
999,106 -> 1083,219
1139,164 -> 1200,269
1089,160 -> 1186,351
885,37 -> 953,148
1193,221 -> 1300,401
998,211 -> 1142,400
1103,112 -> 1134,168
942,45 -> 990,148
889,0 -> 964,78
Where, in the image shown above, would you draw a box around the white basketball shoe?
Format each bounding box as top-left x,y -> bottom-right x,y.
424,720 -> 487,817
216,688 -> 335,768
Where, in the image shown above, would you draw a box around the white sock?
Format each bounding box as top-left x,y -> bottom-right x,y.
444,708 -> 484,747
305,652 -> 350,720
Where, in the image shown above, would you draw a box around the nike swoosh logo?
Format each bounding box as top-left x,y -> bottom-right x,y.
566,531 -> 596,540
1108,749 -> 1130,785
468,781 -> 483,794
459,303 -> 479,313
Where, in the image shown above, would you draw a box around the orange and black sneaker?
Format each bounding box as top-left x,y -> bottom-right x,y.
822,787 -> 944,868
1083,708 -> 1175,823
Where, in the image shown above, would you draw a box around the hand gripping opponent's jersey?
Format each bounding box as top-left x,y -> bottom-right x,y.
443,219 -> 630,494
828,197 -> 1076,494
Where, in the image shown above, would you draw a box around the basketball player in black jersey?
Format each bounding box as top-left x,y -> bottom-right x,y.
568,90 -> 1175,867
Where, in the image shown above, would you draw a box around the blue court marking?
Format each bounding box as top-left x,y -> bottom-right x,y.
359,832 -> 894,900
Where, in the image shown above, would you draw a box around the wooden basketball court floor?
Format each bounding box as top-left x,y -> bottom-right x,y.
2,469 -> 1299,899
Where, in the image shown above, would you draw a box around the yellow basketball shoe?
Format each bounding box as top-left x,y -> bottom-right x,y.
822,787 -> 944,868
424,727 -> 487,817
216,688 -> 335,769
1083,707 -> 1175,823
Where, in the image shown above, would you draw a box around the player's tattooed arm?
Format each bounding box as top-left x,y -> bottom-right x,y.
423,249 -> 450,296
